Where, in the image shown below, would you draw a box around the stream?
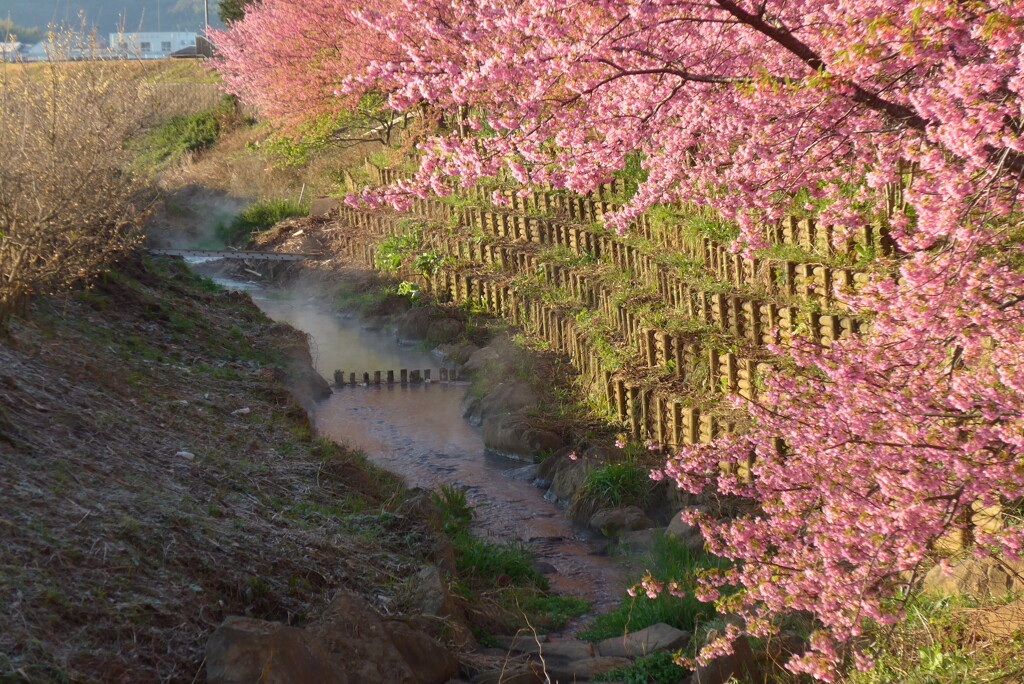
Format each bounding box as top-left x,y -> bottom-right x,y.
209,274 -> 627,623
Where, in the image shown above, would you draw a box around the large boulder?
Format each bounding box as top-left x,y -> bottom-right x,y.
278,362 -> 332,404
689,630 -> 762,684
426,317 -> 464,344
383,620 -> 460,684
619,528 -> 662,553
537,451 -> 600,505
464,381 -> 541,427
482,411 -> 564,462
666,506 -> 710,553
395,308 -> 461,344
590,506 -> 656,536
309,590 -> 421,684
206,617 -> 347,684
462,345 -> 502,376
598,623 -> 691,659
921,556 -> 1024,599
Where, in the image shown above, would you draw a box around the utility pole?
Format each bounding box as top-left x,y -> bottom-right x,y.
203,0 -> 209,32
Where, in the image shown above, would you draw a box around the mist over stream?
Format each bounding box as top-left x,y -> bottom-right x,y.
213,274 -> 628,620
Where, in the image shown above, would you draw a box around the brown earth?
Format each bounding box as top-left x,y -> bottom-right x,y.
0,255 -> 442,682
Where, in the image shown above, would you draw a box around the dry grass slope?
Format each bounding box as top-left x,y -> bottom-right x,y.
0,256 -> 435,682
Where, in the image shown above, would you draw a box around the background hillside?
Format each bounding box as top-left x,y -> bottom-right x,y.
1,0 -> 224,36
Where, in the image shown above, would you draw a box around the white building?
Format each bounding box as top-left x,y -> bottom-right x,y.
110,32 -> 197,59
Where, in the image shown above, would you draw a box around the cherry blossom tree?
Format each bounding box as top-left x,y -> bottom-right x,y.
216,0 -> 1024,678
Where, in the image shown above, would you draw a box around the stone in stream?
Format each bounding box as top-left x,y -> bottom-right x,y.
538,451 -> 600,505
482,411 -> 564,463
503,464 -> 540,483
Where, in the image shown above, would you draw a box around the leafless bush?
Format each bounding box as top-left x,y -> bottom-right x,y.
0,32 -> 152,323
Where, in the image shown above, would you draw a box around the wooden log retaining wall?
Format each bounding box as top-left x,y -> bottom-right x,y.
328,204 -> 751,448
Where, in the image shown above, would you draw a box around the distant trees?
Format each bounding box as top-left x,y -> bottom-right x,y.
0,18 -> 43,43
218,0 -> 257,24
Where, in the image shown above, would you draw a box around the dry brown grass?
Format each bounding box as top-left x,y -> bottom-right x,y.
159,122 -> 378,205
0,256 -> 436,682
0,38 -> 156,323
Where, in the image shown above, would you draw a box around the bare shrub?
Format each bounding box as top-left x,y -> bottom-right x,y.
0,32 -> 153,323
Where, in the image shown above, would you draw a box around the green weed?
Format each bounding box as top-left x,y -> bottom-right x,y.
581,534 -> 730,641
579,463 -> 652,508
214,198 -> 305,246
375,231 -> 423,272
520,594 -> 590,630
130,98 -> 236,172
593,650 -> 688,684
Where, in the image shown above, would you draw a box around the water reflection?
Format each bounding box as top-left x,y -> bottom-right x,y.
245,287 -> 627,614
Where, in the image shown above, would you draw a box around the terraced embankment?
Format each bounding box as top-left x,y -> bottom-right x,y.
264,162 -> 890,453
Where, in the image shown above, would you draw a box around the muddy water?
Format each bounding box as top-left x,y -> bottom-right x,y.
246,289 -> 628,619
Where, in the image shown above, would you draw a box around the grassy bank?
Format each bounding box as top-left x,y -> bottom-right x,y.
0,256 -> 437,681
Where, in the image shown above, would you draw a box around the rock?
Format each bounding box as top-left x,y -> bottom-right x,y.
396,308 -> 433,343
175,450 -> 195,461
532,561 -> 558,575
384,620 -> 459,684
463,345 -> 502,376
689,631 -> 761,684
433,341 -> 479,367
309,197 -> 340,217
971,598 -> 1024,640
538,452 -> 600,506
312,589 -> 419,683
407,566 -> 463,620
682,531 -> 708,554
206,616 -> 347,684
665,506 -> 707,540
482,412 -> 564,462
503,464 -> 540,483
479,382 -> 541,421
277,362 -> 332,404
231,407 -> 251,415
619,528 -> 661,553
466,382 -> 542,427
598,623 -> 691,659
426,318 -> 464,344
493,633 -> 548,651
590,506 -> 656,536
921,556 -> 1024,599
546,656 -> 633,681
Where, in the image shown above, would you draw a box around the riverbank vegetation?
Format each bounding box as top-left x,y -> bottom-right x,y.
212,0 -> 1024,680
